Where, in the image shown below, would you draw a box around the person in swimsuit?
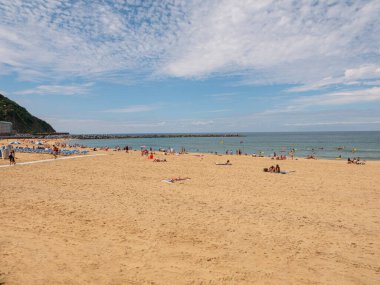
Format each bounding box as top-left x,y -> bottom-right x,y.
9,150 -> 16,165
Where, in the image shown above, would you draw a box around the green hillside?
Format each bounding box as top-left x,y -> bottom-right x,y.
0,94 -> 55,134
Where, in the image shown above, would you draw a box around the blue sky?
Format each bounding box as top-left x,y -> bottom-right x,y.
0,0 -> 380,133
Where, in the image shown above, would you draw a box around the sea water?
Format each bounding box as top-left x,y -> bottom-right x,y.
69,131 -> 380,160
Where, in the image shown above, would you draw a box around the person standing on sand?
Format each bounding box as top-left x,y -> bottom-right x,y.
289,149 -> 294,160
9,150 -> 16,165
53,145 -> 59,159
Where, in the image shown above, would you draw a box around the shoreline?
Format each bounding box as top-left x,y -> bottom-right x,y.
2,132 -> 380,160
1,138 -> 380,162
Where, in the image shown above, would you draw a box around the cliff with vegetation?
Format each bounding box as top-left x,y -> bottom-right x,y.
0,93 -> 55,134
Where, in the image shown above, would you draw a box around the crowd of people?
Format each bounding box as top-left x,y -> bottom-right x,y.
1,139 -> 372,170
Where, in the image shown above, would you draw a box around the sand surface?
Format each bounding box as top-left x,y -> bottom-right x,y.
0,148 -> 379,284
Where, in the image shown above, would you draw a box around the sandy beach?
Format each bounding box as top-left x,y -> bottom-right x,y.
0,145 -> 379,284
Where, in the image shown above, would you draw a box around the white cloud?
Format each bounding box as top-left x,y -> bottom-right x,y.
0,0 -> 379,87
228,107 -> 380,131
14,83 -> 93,96
364,80 -> 380,86
0,0 -> 189,81
206,109 -> 231,113
43,106 -> 380,133
190,120 -> 214,126
162,0 -> 380,84
345,65 -> 380,80
293,87 -> 380,107
103,105 -> 158,113
208,93 -> 237,98
287,77 -> 343,92
284,121 -> 380,127
288,64 -> 380,92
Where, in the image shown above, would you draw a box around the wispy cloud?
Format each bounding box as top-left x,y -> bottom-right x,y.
2,1 -> 380,134
43,106 -> 380,133
206,109 -> 231,113
288,64 -> 380,92
229,107 -> 380,131
191,120 -> 214,126
0,0 -> 379,87
0,1 -> 189,81
208,93 -> 237,98
363,80 -> 380,86
292,87 -> 380,107
284,120 -> 380,127
103,105 -> 159,113
162,1 -> 380,85
14,83 -> 93,96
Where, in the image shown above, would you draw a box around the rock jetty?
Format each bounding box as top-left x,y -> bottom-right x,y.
69,133 -> 242,140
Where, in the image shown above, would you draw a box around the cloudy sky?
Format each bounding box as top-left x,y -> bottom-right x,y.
1,0 -> 380,133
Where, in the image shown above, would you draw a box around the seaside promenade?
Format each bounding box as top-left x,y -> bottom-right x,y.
0,140 -> 379,284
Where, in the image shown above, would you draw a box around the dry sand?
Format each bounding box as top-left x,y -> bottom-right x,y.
0,147 -> 379,284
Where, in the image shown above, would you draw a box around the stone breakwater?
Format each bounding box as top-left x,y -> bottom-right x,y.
1,133 -> 242,140
69,133 -> 242,140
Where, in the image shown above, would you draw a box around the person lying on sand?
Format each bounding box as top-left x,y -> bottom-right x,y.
348,157 -> 366,165
153,158 -> 167,162
162,177 -> 191,183
266,165 -> 276,173
355,158 -> 366,165
271,155 -> 287,160
215,160 -> 232,165
263,165 -> 294,174
170,177 -> 191,182
305,155 -> 316,159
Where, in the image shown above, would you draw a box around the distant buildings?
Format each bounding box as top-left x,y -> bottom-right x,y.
0,121 -> 12,134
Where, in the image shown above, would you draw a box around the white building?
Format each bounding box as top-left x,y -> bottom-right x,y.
0,121 -> 12,134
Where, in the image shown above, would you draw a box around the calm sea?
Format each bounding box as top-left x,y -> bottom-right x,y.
69,131 -> 380,160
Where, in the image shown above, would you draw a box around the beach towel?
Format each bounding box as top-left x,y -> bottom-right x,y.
162,179 -> 174,183
279,171 -> 295,174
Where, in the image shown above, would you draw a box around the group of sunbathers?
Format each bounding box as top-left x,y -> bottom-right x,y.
263,164 -> 294,174
347,157 -> 366,165
272,155 -> 287,160
263,164 -> 281,173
